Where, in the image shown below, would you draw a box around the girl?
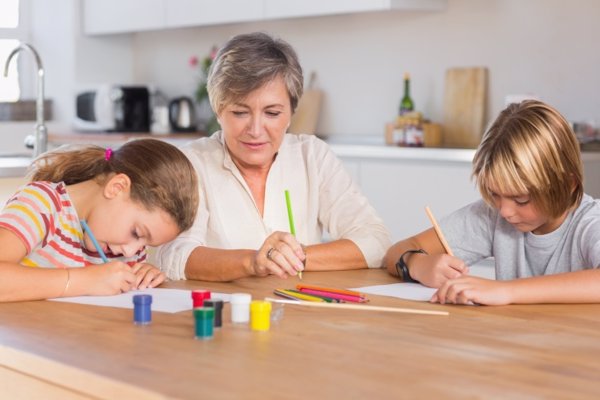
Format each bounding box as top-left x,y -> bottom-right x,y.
383,100 -> 600,305
0,139 -> 198,302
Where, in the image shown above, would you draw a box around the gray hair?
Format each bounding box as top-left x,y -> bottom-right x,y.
207,32 -> 304,115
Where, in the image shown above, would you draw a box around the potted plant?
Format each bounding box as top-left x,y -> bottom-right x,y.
189,46 -> 220,134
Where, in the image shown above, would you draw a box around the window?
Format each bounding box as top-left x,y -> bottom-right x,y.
0,0 -> 23,102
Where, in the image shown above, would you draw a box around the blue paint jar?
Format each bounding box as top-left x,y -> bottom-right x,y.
133,294 -> 152,325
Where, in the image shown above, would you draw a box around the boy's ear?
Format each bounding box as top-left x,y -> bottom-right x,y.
104,173 -> 131,199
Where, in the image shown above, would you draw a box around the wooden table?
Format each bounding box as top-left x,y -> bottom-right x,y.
1,269 -> 600,399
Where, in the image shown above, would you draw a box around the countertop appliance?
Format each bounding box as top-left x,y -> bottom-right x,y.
75,85 -> 150,132
169,96 -> 196,132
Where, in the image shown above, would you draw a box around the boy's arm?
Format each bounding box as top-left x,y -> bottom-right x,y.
383,228 -> 469,287
383,228 -> 442,275
510,269 -> 600,303
434,269 -> 600,305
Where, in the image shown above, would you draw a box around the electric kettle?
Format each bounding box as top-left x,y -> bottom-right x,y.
169,96 -> 197,132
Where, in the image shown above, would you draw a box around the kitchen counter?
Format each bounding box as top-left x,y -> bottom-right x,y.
0,156 -> 31,178
48,131 -> 206,148
3,132 -> 599,179
325,135 -> 600,162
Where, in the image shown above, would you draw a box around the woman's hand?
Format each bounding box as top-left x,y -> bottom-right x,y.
76,261 -> 137,296
431,276 -> 512,306
131,263 -> 167,289
251,231 -> 305,279
410,253 -> 469,288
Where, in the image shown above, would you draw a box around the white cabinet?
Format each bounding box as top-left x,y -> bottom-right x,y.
335,151 -> 479,242
334,145 -> 600,242
83,0 -> 447,35
264,0 -> 445,20
165,0 -> 263,28
83,0 -> 166,35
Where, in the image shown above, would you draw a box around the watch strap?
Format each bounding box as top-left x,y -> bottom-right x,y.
395,249 -> 428,283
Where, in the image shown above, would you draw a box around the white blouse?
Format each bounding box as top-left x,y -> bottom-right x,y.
155,132 -> 391,280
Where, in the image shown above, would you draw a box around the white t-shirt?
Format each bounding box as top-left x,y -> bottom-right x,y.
155,132 -> 391,280
439,195 -> 600,280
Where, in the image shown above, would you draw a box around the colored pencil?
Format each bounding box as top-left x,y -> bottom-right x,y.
273,289 -> 301,301
286,289 -> 340,303
264,297 -> 449,316
295,284 -> 366,299
298,288 -> 368,303
81,220 -> 108,263
425,206 -> 454,257
285,189 -> 303,280
274,289 -> 325,302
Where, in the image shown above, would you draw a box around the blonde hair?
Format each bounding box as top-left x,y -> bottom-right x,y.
30,139 -> 199,232
207,32 -> 304,115
473,100 -> 583,218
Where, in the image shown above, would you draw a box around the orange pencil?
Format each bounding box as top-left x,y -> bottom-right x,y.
425,206 -> 454,256
295,284 -> 366,299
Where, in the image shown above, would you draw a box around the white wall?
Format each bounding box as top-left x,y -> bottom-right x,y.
131,0 -> 600,138
0,0 -> 136,152
2,0 -> 599,144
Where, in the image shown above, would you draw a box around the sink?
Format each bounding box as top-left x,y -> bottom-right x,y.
0,153 -> 32,158
0,155 -> 31,178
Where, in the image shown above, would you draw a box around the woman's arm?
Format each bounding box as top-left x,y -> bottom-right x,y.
304,239 -> 366,271
435,269 -> 600,305
185,231 -> 306,281
184,237 -> 365,281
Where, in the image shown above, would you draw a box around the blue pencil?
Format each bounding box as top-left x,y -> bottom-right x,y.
81,220 -> 108,263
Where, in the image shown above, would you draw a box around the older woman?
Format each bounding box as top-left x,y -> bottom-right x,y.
156,32 -> 390,281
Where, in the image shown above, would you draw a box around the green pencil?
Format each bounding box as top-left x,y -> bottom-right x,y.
284,189 -> 302,279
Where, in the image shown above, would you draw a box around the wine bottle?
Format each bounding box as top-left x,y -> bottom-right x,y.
399,72 -> 414,115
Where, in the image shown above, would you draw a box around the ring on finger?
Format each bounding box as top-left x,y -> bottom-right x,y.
266,247 -> 276,261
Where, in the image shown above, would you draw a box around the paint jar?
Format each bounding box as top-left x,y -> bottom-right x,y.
191,289 -> 211,308
133,294 -> 152,325
270,302 -> 285,324
230,293 -> 251,324
250,300 -> 272,332
204,299 -> 224,328
194,307 -> 215,340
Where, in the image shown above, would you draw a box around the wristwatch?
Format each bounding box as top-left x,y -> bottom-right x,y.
396,249 -> 428,283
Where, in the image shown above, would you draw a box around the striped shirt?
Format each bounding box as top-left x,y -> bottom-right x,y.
0,181 -> 146,268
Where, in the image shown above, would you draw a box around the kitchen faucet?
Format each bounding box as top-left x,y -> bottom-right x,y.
3,43 -> 47,157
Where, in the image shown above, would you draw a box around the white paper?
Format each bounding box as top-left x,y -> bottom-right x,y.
49,288 -> 231,313
352,260 -> 496,302
351,282 -> 436,302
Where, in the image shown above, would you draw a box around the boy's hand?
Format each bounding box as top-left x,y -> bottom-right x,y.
410,253 -> 469,288
131,263 -> 167,289
431,276 -> 512,306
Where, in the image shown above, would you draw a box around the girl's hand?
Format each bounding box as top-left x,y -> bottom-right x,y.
131,263 -> 167,289
431,276 -> 512,306
410,253 -> 469,288
250,231 -> 305,279
80,261 -> 137,296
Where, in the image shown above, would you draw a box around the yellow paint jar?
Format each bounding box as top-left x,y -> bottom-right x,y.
250,300 -> 272,331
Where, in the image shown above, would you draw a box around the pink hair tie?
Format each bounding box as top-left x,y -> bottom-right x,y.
104,148 -> 113,161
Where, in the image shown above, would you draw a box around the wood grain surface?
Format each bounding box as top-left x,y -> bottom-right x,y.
1,269 -> 599,399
